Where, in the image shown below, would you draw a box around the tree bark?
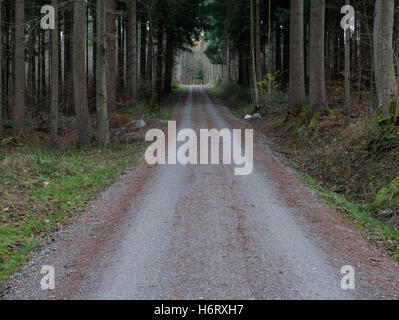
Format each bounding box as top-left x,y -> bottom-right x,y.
106,0 -> 117,114
275,19 -> 281,76
14,0 -> 25,135
127,0 -> 138,103
308,0 -> 327,119
250,0 -> 259,103
255,0 -> 261,82
344,0 -> 351,126
163,30 -> 174,96
117,16 -> 123,92
147,15 -> 153,83
96,0 -> 110,147
148,11 -> 157,111
374,0 -> 397,117
140,19 -> 147,80
0,1 -> 3,136
226,39 -> 231,82
51,0 -> 59,143
267,0 -> 272,95
64,6 -> 73,111
156,28 -> 164,101
288,0 -> 305,108
73,0 -> 91,146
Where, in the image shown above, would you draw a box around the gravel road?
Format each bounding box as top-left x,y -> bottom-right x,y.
4,86 -> 399,300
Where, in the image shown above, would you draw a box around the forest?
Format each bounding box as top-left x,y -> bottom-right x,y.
1,0 -> 399,300
0,0 -> 206,147
0,1 -> 397,143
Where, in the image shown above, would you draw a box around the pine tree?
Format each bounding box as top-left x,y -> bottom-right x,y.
73,0 -> 91,146
96,0 -> 110,147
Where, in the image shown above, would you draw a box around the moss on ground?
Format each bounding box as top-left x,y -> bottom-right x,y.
303,174 -> 399,262
374,176 -> 399,209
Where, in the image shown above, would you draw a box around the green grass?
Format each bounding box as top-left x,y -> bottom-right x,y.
118,85 -> 186,120
208,82 -> 288,118
0,86 -> 186,287
208,82 -> 251,118
303,173 -> 399,261
0,143 -> 144,286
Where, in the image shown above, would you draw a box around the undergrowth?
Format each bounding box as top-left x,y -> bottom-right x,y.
0,143 -> 144,285
210,81 -> 399,260
0,86 -> 185,288
303,174 -> 399,261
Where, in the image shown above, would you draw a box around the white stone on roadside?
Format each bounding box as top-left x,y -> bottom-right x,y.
135,119 -> 146,128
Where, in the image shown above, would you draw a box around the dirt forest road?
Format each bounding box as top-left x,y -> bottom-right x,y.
5,86 -> 399,300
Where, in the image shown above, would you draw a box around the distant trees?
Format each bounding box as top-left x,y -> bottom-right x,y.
0,0 -> 206,144
203,0 -> 399,122
2,0 -> 399,143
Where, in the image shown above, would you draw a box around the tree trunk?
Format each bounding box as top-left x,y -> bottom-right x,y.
156,28 -> 163,101
275,20 -> 282,76
51,0 -> 59,143
140,19 -> 147,80
255,0 -> 261,82
73,0 -> 91,146
268,0 -> 272,95
0,2 -> 3,136
96,0 -> 110,147
226,39 -> 231,82
148,11 -> 157,111
288,0 -> 305,108
308,0 -> 327,119
282,21 -> 290,86
14,0 -> 25,135
374,0 -> 397,117
127,0 -> 138,103
147,16 -> 153,83
106,0 -> 117,114
163,30 -> 174,96
344,0 -> 351,126
250,0 -> 259,103
91,0 -> 97,95
64,6 -> 73,111
117,16 -> 125,94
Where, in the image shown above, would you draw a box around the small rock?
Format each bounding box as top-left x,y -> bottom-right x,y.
135,119 -> 146,129
387,215 -> 399,230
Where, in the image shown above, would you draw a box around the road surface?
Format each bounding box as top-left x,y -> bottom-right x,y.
4,86 -> 399,300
